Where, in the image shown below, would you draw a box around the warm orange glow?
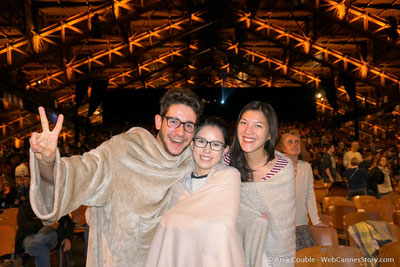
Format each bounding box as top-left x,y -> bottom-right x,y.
234,9 -> 400,91
360,63 -> 368,79
316,100 -> 345,114
32,33 -> 43,53
109,47 -> 185,85
221,63 -> 230,73
326,0 -> 395,34
259,78 -> 272,87
214,78 -> 223,85
15,138 -> 21,149
0,0 -> 160,67
25,11 -> 203,89
335,1 -> 346,20
114,1 -> 120,19
337,86 -> 376,105
303,39 -> 310,54
237,12 -> 251,28
239,46 -> 321,88
227,42 -> 239,54
58,95 -> 75,104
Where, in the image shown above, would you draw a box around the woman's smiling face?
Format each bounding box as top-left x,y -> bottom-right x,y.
236,110 -> 270,155
191,125 -> 228,176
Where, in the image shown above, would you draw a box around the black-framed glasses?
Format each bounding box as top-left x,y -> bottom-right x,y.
163,116 -> 197,133
193,137 -> 226,151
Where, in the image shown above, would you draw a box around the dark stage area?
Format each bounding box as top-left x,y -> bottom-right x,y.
102,87 -> 316,125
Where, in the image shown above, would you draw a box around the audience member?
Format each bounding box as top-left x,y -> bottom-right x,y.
320,144 -> 337,183
376,156 -> 393,197
368,162 -> 384,198
277,130 -> 328,251
358,151 -> 374,172
14,163 -> 30,206
29,88 -> 203,266
16,195 -> 75,267
230,101 -> 295,266
343,141 -> 363,169
343,157 -> 368,199
0,174 -> 17,208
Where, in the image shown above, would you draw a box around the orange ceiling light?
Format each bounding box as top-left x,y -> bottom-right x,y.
108,47 -> 186,87
235,45 -> 321,88
230,42 -> 378,108
25,12 -> 204,90
336,86 -> 376,106
113,0 -> 136,19
235,9 -> 400,91
325,0 -> 346,20
0,0 -> 159,65
323,0 -> 399,38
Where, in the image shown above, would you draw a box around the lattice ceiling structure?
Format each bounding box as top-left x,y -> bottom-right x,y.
1,0 -> 400,143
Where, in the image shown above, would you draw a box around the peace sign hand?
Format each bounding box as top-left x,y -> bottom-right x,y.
30,107 -> 64,163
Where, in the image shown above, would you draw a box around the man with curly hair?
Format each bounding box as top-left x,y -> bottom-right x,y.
29,88 -> 203,267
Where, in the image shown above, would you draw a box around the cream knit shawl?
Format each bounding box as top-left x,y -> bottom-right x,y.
238,151 -> 296,267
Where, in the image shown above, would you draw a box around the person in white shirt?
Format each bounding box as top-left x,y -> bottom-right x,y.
376,156 -> 393,196
277,130 -> 328,251
343,141 -> 363,169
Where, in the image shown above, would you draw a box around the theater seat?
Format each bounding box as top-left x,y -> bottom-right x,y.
296,246 -> 364,266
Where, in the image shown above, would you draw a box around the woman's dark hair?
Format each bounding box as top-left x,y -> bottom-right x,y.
195,116 -> 231,145
230,101 -> 278,182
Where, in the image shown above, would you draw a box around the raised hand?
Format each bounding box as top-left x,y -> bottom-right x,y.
30,107 -> 64,163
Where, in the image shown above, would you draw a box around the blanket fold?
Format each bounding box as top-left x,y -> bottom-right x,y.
145,164 -> 245,267
238,151 -> 296,267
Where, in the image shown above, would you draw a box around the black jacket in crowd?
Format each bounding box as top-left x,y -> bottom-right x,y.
367,167 -> 385,194
15,199 -> 75,254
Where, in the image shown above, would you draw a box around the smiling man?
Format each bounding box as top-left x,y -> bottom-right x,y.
155,103 -> 197,156
29,88 -> 203,267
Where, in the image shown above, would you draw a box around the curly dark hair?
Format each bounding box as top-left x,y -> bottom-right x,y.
159,88 -> 204,122
230,101 -> 278,182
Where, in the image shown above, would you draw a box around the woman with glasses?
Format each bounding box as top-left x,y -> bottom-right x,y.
145,116 -> 245,267
229,101 -> 295,266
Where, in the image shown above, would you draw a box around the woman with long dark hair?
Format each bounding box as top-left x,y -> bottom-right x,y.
229,101 -> 295,266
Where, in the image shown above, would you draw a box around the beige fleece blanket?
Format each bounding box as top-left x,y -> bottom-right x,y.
145,163 -> 245,267
29,127 -> 194,267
